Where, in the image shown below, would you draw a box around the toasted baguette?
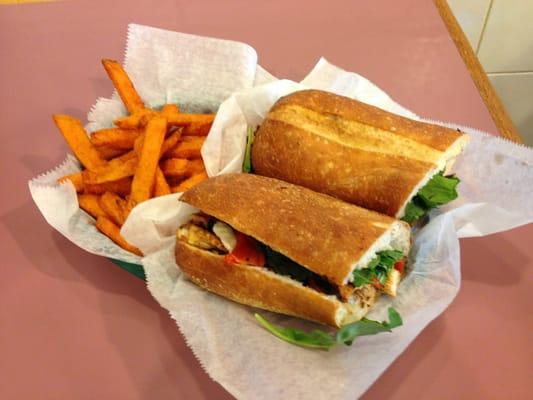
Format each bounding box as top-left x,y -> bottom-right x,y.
251,89 -> 470,218
175,240 -> 379,327
180,174 -> 411,286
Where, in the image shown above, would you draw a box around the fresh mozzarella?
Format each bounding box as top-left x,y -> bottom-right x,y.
213,221 -> 237,252
382,269 -> 401,297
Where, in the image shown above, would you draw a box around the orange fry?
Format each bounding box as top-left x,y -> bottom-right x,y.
101,59 -> 144,114
130,129 -> 181,161
182,121 -> 212,136
160,158 -> 188,178
171,172 -> 208,193
82,156 -> 138,184
114,109 -> 156,129
84,177 -> 132,196
187,159 -> 206,175
160,129 -> 183,157
116,149 -> 137,162
96,216 -> 142,256
90,128 -> 141,149
99,191 -> 127,226
166,136 -> 205,159
166,113 -> 215,127
133,133 -> 144,155
78,194 -> 107,218
53,115 -> 106,171
96,146 -> 128,160
153,167 -> 171,197
58,172 -> 84,192
160,104 -> 180,117
128,115 -> 167,208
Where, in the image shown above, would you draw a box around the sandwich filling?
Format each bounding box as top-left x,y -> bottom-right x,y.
178,213 -> 407,302
402,171 -> 460,223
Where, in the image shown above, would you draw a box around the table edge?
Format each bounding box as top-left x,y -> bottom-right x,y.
434,0 -> 524,144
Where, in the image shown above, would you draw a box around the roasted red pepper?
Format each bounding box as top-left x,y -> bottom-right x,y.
371,277 -> 384,290
394,259 -> 406,274
224,232 -> 265,267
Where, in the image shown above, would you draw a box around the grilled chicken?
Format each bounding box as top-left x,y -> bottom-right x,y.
178,222 -> 227,253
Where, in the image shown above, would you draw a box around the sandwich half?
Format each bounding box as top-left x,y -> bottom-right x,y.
251,89 -> 470,221
175,174 -> 411,327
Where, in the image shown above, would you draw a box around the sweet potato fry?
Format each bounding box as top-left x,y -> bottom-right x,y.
166,136 -> 206,159
90,128 -> 141,149
84,177 -> 132,196
133,133 -> 144,155
153,167 -> 171,197
125,128 -> 179,163
160,129 -> 183,157
128,116 -> 167,208
58,172 -> 84,192
96,146 -> 128,160
96,216 -> 142,256
114,109 -> 156,129
171,172 -> 208,193
160,158 -> 188,178
180,135 -> 207,143
187,159 -> 206,175
160,104 -> 180,117
53,115 -> 106,171
99,191 -> 127,226
116,149 -> 137,162
182,121 -> 212,136
78,194 -> 107,218
166,113 -> 215,127
82,156 -> 138,184
101,59 -> 144,114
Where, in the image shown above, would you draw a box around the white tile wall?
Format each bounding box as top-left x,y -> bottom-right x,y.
489,73 -> 533,140
448,0 -> 491,50
477,0 -> 533,73
448,0 -> 533,146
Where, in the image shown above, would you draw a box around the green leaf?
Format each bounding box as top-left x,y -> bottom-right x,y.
254,314 -> 335,349
254,307 -> 403,349
352,268 -> 375,287
402,172 -> 460,223
335,307 -> 403,346
352,250 -> 404,288
403,199 -> 427,223
242,126 -> 255,173
418,173 -> 460,208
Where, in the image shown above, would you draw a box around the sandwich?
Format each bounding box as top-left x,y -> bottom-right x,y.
250,89 -> 470,222
175,173 -> 411,327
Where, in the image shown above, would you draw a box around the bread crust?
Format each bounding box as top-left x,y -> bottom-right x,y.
181,174 -> 403,286
175,240 -> 378,327
252,89 -> 468,217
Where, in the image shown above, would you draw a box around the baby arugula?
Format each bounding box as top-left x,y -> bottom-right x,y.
352,250 -> 404,287
403,171 -> 460,223
255,307 -> 402,350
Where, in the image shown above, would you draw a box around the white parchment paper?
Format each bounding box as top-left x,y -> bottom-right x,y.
28,25 -> 533,400
124,60 -> 533,399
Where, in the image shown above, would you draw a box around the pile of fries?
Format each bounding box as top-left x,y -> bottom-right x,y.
56,59 -> 214,256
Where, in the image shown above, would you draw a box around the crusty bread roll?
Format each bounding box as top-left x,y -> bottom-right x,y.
176,174 -> 410,327
176,240 -> 379,327
251,90 -> 469,218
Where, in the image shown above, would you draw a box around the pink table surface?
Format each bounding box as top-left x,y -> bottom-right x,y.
0,1 -> 531,399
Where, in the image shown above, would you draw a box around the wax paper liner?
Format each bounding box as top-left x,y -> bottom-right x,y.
123,58 -> 533,399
